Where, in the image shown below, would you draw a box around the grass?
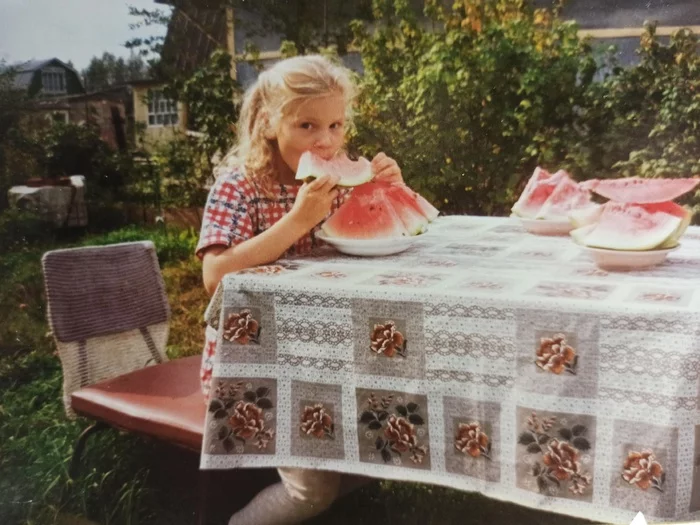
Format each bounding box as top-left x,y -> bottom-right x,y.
0,220 -> 596,525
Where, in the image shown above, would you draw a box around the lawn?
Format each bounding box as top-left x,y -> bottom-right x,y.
0,224 -> 596,525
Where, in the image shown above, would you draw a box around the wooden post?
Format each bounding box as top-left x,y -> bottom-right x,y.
226,6 -> 237,87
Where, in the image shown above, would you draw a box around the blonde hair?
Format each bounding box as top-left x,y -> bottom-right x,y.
216,54 -> 357,190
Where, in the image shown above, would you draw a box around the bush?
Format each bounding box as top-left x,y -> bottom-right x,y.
349,0 -> 599,216
564,22 -> 700,217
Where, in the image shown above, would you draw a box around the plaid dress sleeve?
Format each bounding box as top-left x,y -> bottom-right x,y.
195,168 -> 256,260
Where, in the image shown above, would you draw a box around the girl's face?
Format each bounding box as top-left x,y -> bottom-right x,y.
273,93 -> 347,176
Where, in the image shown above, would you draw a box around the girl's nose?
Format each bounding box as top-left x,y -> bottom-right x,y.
314,130 -> 333,150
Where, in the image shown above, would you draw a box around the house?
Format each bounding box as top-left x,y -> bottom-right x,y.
127,79 -> 188,151
12,58 -> 85,99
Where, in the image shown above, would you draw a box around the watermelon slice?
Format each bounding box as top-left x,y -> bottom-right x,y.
644,202 -> 693,248
295,151 -> 373,187
385,183 -> 439,222
570,224 -> 596,245
579,202 -> 682,251
535,175 -> 593,219
379,184 -> 431,234
321,188 -> 409,239
569,203 -> 602,229
511,167 -> 564,218
581,177 -> 700,204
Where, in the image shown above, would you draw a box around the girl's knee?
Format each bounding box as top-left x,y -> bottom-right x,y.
278,468 -> 342,509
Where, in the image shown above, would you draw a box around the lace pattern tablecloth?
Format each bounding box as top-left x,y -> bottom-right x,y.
200,215 -> 700,525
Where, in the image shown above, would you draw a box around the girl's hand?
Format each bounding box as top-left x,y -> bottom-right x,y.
290,173 -> 339,230
371,152 -> 403,184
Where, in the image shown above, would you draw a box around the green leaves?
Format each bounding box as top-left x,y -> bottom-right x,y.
350,0 -> 596,216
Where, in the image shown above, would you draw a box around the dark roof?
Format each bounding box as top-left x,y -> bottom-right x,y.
10,58 -> 81,90
158,3 -> 228,75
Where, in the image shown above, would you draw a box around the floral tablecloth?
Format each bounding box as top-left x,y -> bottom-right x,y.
200,215 -> 700,525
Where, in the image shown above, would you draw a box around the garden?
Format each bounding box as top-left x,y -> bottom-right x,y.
1,1 -> 699,524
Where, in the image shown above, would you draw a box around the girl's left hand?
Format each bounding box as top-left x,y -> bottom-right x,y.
371,152 -> 403,184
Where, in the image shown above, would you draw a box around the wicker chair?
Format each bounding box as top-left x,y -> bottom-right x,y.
41,241 -> 205,478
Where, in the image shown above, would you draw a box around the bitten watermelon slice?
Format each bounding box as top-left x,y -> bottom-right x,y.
581,177 -> 700,204
576,202 -> 683,251
295,151 -> 373,187
321,187 -> 409,239
535,175 -> 593,219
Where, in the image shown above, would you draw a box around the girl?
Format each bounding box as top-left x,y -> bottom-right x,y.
195,55 -> 403,525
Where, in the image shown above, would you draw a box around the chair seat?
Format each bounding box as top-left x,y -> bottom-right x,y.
71,355 -> 206,451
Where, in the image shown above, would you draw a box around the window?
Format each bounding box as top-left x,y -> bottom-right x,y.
147,89 -> 179,127
41,67 -> 66,94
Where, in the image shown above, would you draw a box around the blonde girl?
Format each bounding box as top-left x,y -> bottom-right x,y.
195,55 -> 403,524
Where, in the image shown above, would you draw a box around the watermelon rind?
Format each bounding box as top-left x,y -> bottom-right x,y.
657,205 -> 693,249
568,204 -> 602,229
569,224 -> 596,245
580,202 -> 682,251
295,151 -> 373,187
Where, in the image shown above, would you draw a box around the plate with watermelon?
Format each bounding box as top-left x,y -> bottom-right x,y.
568,177 -> 699,270
299,153 -> 440,256
511,167 -> 597,235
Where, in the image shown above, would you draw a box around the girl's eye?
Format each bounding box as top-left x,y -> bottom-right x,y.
300,122 -> 313,130
330,122 -> 343,130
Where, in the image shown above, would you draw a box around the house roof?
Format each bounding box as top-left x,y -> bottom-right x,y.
9,58 -> 81,90
153,0 -> 229,75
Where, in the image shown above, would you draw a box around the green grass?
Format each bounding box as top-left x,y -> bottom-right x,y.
0,222 -> 596,525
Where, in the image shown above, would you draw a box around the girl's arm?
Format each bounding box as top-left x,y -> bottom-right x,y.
202,173 -> 339,295
201,212 -> 308,294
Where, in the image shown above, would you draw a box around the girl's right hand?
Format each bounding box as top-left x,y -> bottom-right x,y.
290,173 -> 339,230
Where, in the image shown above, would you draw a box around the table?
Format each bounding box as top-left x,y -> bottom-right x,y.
8,175 -> 87,227
200,215 -> 700,525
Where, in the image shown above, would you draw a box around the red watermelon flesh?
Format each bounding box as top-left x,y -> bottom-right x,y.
535,174 -> 593,219
639,201 -> 692,248
295,151 -> 373,187
579,202 -> 682,251
321,188 -> 409,239
581,177 -> 700,203
402,184 -> 440,222
377,184 -> 431,234
511,167 -> 566,218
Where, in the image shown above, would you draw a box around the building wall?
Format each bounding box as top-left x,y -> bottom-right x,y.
131,84 -> 187,152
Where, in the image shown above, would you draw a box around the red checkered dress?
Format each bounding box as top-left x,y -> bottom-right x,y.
196,165 -> 351,399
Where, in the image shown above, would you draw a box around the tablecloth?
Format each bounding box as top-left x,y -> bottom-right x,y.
8,175 -> 88,227
200,215 -> 700,525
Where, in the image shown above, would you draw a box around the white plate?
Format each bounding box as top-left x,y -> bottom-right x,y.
515,216 -> 574,236
581,245 -> 680,271
316,230 -> 420,256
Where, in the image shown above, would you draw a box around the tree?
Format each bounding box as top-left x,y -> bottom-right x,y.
81,52 -> 149,92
